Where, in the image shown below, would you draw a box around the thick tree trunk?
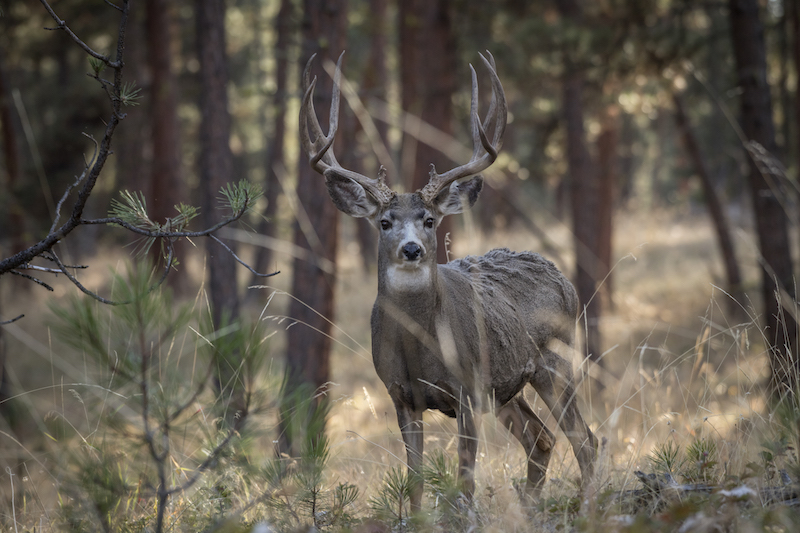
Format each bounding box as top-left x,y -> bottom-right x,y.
792,0 -> 800,240
793,0 -> 800,173
729,0 -> 797,397
280,0 -> 348,456
196,0 -> 239,323
365,0 -> 389,152
673,92 -> 744,308
0,52 -> 24,255
0,52 -> 18,428
145,0 -> 186,289
399,0 -> 457,264
556,0 -> 603,366
563,70 -> 602,365
595,106 -> 617,310
115,10 -> 149,200
251,0 -> 293,284
354,0 -> 389,271
196,0 -> 243,424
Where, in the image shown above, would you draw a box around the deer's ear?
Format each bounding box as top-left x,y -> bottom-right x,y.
324,170 -> 381,219
433,175 -> 483,216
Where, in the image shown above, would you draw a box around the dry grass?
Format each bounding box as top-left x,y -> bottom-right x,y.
0,208 -> 793,530
318,208 -> 782,528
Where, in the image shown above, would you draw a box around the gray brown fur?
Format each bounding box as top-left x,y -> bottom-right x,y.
300,52 -> 596,509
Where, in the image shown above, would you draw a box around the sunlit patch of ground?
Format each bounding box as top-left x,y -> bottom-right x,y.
0,208 -> 786,528
324,208 -> 776,517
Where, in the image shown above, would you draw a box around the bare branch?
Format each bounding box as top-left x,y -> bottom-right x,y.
38,0 -> 120,68
9,270 -> 54,291
0,1 -> 131,277
208,234 -> 279,278
50,166 -> 91,235
48,251 -> 119,305
0,315 -> 24,326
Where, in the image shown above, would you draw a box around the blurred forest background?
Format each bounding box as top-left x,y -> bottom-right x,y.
1,0 -> 800,527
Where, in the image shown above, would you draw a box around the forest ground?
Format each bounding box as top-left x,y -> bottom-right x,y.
0,206 -> 785,529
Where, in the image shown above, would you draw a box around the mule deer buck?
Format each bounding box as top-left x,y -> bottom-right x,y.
300,52 -> 596,509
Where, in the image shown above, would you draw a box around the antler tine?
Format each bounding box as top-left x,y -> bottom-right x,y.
300,52 -> 340,173
480,51 -> 506,151
419,52 -> 507,203
299,52 -> 396,206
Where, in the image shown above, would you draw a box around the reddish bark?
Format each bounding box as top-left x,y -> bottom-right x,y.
196,0 -> 239,325
595,106 -> 617,310
252,0 -> 293,283
399,0 -> 457,263
354,0 -> 389,270
729,0 -> 797,396
672,92 -> 743,307
145,0 -> 186,287
555,0 -> 603,365
0,50 -> 24,254
280,0 -> 348,454
196,0 -> 243,425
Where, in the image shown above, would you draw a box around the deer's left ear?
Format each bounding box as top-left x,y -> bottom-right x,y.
433,175 -> 484,216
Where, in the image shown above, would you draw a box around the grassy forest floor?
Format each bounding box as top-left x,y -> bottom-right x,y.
1,208 -> 799,531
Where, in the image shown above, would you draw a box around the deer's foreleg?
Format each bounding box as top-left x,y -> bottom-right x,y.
497,396 -> 554,500
456,404 -> 480,502
395,403 -> 424,511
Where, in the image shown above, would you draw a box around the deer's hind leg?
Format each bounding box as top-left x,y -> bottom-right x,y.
497,396 -> 554,500
530,350 -> 597,489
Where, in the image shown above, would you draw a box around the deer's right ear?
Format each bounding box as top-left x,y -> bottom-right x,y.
324,170 -> 382,219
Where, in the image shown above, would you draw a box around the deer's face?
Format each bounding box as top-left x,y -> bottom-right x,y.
322,176 -> 483,292
379,194 -> 437,266
374,193 -> 439,291
324,173 -> 484,290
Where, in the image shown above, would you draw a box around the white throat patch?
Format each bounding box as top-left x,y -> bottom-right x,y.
385,263 -> 431,293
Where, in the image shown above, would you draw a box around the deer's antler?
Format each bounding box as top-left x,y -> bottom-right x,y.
300,52 -> 395,206
419,51 -> 507,203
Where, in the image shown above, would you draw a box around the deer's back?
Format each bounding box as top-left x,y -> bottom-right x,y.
442,248 -> 578,399
447,248 -> 577,327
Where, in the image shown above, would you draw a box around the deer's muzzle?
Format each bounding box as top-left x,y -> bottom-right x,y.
402,242 -> 422,261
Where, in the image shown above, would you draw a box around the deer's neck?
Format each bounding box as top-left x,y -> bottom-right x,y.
378,259 -> 441,308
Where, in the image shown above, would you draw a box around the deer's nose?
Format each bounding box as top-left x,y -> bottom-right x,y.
402,242 -> 422,261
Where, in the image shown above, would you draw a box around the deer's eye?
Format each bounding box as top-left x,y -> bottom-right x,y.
380,220 -> 392,230
424,217 -> 435,229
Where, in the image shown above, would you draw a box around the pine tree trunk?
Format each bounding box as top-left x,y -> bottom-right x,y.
595,106 -> 617,311
792,0 -> 800,227
556,0 -> 603,366
280,0 -> 348,456
563,69 -> 602,365
399,0 -> 457,264
672,92 -> 744,308
251,0 -> 293,284
729,0 -> 797,397
146,0 -> 186,290
196,0 -> 243,424
0,52 -> 24,255
354,0 -> 389,271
